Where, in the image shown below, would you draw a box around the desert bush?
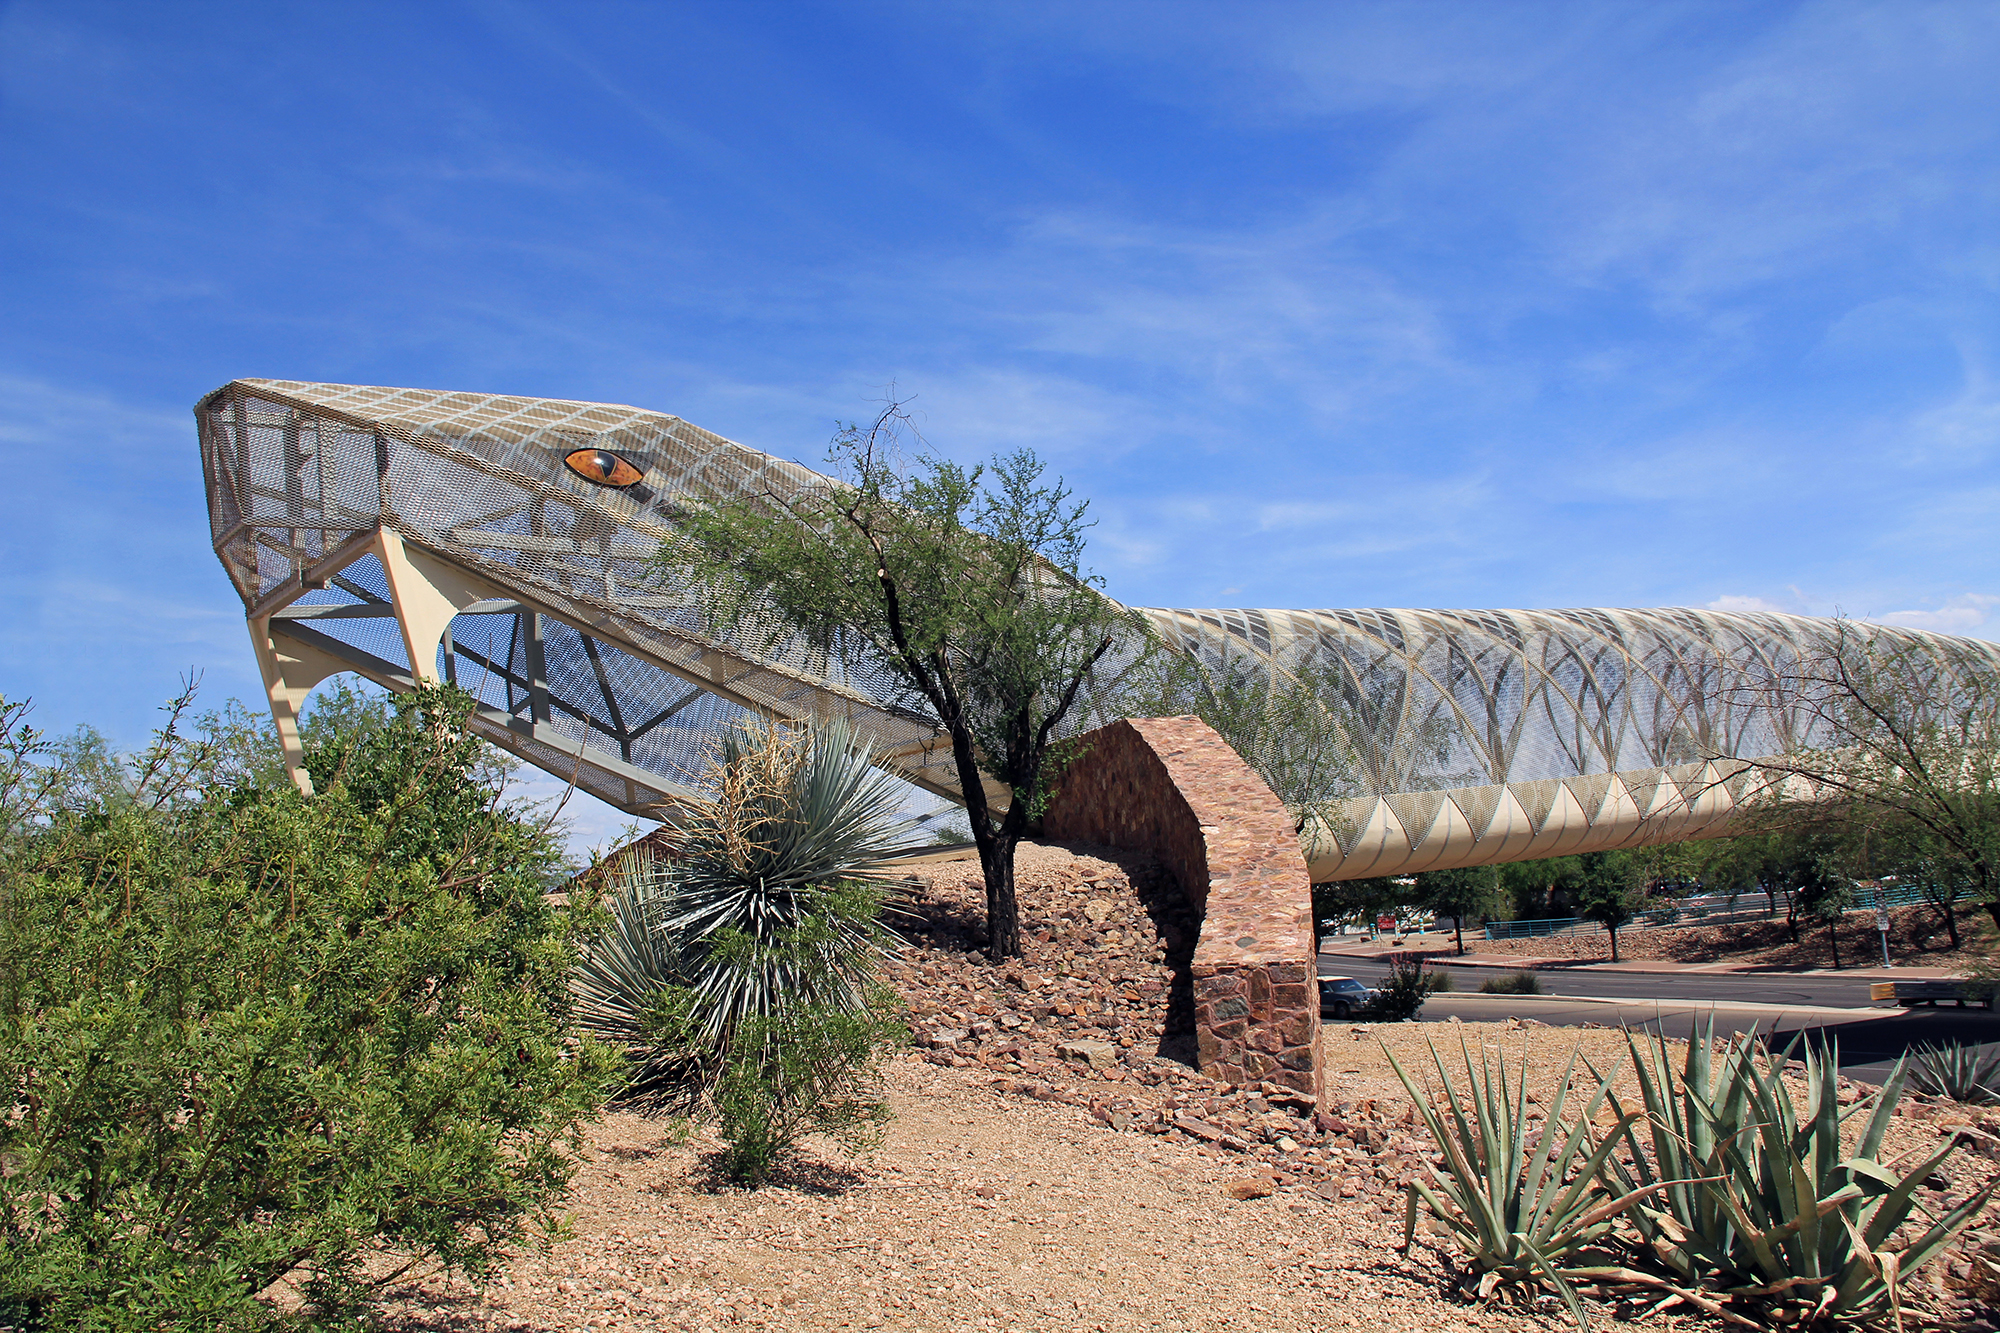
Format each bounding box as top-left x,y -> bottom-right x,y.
1364,952 -> 1437,1021
1479,970 -> 1545,995
1424,968 -> 1456,993
0,687 -> 617,1331
710,1003 -> 897,1186
1909,1039 -> 2000,1104
572,717 -> 907,1183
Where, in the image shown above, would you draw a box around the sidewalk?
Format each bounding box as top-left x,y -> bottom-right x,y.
1316,937 -> 1968,981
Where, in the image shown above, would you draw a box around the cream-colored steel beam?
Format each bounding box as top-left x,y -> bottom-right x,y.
247,613 -> 352,797
1300,759 -> 1769,881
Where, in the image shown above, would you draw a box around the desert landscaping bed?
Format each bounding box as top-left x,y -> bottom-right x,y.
368,1024 -> 2000,1333
367,842 -> 2000,1331
1468,901 -> 1994,969
373,1053 -> 1571,1333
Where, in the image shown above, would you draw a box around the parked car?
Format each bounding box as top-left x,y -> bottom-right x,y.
1318,975 -> 1376,1020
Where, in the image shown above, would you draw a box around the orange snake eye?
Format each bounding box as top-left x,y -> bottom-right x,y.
564,448 -> 644,488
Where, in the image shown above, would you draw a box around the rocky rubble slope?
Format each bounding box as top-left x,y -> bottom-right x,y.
887,841 -> 1424,1212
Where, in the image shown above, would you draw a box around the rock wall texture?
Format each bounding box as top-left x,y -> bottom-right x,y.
1042,717 -> 1321,1098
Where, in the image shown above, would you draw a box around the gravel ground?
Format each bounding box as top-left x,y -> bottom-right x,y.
365,1018 -> 2000,1333
360,841 -> 2000,1331
371,1052 -> 1579,1333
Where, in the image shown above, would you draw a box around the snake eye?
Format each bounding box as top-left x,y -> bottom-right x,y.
564,448 -> 645,488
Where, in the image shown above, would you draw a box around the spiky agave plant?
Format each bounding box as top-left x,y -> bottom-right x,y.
1908,1039 -> 2000,1105
1388,1035 -> 1655,1330
570,842 -> 694,1100
1600,1023 -> 1997,1327
572,715 -> 913,1111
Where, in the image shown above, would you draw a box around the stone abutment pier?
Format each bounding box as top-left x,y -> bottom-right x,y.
1042,717 -> 1321,1098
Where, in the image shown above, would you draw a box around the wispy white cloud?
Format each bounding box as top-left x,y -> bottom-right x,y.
0,376 -> 257,734
911,205 -> 1485,435
1900,362 -> 2000,465
1699,590 -> 2000,644
1708,593 -> 1808,617
1869,594 -> 2000,639
0,373 -> 186,450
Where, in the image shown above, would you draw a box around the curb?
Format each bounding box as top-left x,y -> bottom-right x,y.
1321,951 -> 1972,984
1424,993 -> 1897,1022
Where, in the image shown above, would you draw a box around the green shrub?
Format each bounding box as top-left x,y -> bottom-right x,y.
1364,952 -> 1436,1021
1424,968 -> 1456,993
1479,970 -> 1545,995
573,717 -> 907,1183
0,688 -> 618,1331
711,1004 -> 898,1186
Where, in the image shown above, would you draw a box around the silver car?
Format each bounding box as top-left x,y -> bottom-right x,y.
1317,976 -> 1376,1020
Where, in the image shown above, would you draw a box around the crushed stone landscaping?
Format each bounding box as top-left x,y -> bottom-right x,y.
365,840 -> 2000,1331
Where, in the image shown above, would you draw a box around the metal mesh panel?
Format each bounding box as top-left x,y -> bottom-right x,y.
1139,605 -> 2000,792
1450,784 -> 1505,841
197,379 -> 2000,876
197,378 -> 977,812
285,554 -> 415,674
472,718 -> 684,817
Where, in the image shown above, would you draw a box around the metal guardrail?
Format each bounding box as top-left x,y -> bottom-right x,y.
1484,917 -> 1604,940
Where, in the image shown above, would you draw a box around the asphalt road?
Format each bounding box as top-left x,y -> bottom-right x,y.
1320,951 -> 1898,1007
1319,953 -> 2000,1085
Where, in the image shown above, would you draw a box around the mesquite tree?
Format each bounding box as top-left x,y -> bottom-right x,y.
1723,619 -> 2000,933
658,403 -> 1150,958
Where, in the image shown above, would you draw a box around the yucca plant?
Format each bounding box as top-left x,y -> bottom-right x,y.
1389,1036 -> 1658,1329
572,716 -> 913,1135
1600,1023 -> 1997,1327
660,716 -> 913,1048
1908,1039 -> 2000,1105
570,852 -> 694,1100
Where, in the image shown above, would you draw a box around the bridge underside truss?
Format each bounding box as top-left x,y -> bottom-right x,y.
197,379 -> 2000,880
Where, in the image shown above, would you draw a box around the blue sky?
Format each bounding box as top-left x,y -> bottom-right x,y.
3,1 -> 1997,844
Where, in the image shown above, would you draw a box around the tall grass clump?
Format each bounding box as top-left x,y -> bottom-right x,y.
572,717 -> 910,1185
1480,970 -> 1545,995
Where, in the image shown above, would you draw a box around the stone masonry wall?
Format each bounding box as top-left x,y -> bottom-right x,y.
1043,717 -> 1321,1098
